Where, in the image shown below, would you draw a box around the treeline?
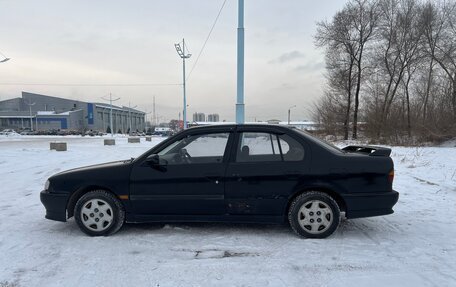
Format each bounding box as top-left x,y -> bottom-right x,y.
313,0 -> 456,144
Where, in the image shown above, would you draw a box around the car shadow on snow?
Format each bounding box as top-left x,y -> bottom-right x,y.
46,217 -> 400,241
119,222 -> 292,237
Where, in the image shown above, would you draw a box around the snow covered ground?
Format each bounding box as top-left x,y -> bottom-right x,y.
0,136 -> 455,287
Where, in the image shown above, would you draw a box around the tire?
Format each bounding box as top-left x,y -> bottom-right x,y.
288,191 -> 340,239
74,190 -> 125,236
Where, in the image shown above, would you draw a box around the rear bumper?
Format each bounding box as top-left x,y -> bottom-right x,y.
40,190 -> 69,222
343,190 -> 399,219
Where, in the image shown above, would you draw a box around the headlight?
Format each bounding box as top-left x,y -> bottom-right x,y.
44,180 -> 50,190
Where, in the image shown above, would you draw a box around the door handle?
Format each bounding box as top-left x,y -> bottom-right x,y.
204,173 -> 222,184
232,173 -> 243,182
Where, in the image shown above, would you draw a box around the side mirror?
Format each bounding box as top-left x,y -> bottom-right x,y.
146,154 -> 160,166
145,154 -> 168,171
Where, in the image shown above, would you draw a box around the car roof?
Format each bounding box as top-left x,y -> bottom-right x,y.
187,124 -> 295,131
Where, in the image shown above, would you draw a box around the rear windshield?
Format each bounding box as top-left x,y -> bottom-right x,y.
294,129 -> 343,153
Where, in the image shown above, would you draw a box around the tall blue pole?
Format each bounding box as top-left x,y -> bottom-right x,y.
236,0 -> 245,124
182,38 -> 188,129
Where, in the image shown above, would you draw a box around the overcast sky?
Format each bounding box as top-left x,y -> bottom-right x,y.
0,0 -> 345,122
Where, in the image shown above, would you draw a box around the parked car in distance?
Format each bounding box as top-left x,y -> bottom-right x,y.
0,129 -> 20,136
40,124 -> 399,238
20,129 -> 33,135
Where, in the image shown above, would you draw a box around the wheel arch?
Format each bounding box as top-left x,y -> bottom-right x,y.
66,185 -> 124,218
286,186 -> 347,216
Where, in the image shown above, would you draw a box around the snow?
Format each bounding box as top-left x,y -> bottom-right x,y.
1,136 -> 456,286
36,111 -> 72,116
36,111 -> 56,115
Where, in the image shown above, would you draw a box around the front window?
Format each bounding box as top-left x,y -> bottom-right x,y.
158,132 -> 230,164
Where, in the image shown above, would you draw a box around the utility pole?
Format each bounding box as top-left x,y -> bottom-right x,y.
236,0 -> 245,124
143,111 -> 151,132
175,39 -> 192,129
288,105 -> 296,125
101,93 -> 120,137
24,100 -> 36,131
153,95 -> 156,126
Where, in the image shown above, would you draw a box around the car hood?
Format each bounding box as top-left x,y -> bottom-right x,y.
52,160 -> 131,178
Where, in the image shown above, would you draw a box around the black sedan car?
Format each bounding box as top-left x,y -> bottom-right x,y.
40,124 -> 399,238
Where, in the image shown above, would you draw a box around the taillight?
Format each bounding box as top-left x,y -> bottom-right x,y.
388,169 -> 394,183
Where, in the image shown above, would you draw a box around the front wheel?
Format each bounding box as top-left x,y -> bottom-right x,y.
288,191 -> 340,238
74,190 -> 125,236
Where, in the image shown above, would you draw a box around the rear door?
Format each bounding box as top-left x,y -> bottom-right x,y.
225,127 -> 310,216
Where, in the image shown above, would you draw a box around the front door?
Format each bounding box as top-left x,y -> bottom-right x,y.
130,132 -> 233,216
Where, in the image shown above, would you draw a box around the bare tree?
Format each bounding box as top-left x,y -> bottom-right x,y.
429,1 -> 456,120
375,0 -> 423,137
316,9 -> 359,139
348,0 -> 379,139
315,0 -> 378,139
421,1 -> 445,123
401,61 -> 418,137
314,0 -> 456,143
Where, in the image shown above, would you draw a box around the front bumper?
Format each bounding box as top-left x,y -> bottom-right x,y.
343,190 -> 399,219
40,190 -> 69,222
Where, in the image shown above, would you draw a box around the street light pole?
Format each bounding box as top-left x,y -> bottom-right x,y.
24,100 -> 36,131
101,93 -> 120,137
175,39 -> 192,129
288,105 -> 296,125
0,51 -> 10,63
143,111 -> 151,132
236,0 -> 245,124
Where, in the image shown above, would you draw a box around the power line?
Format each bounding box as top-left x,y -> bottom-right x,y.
186,0 -> 228,82
0,83 -> 181,87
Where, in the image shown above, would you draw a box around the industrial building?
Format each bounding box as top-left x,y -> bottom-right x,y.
192,112 -> 206,122
0,92 -> 146,133
192,112 -> 220,122
207,114 -> 220,122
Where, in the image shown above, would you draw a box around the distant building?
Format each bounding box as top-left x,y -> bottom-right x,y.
193,112 -> 206,122
0,91 -> 146,132
266,119 -> 281,125
207,114 -> 220,122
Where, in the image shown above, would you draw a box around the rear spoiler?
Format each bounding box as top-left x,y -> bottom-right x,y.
342,145 -> 391,157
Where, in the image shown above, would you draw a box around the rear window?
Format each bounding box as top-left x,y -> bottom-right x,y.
236,132 -> 305,162
294,129 -> 343,153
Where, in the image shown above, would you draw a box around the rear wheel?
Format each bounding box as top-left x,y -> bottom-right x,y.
74,190 -> 125,236
288,191 -> 340,238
